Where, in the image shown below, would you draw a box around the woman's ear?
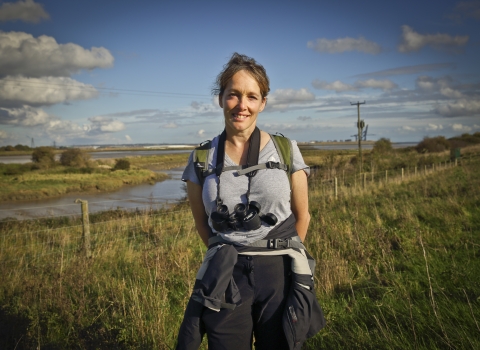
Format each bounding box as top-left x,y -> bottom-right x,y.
218,95 -> 223,108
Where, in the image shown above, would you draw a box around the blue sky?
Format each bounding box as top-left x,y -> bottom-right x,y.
0,0 -> 479,146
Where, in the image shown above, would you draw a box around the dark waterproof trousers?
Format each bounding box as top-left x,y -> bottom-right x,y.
201,254 -> 291,350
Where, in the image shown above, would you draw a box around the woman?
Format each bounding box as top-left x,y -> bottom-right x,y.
177,53 -> 324,350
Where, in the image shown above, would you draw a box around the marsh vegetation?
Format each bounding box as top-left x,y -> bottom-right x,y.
0,138 -> 479,349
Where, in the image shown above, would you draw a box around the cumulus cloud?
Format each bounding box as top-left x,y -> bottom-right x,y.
162,122 -> 178,128
307,36 -> 382,54
87,116 -> 125,133
398,25 -> 469,53
0,31 -> 114,78
0,129 -> 10,139
197,129 -> 206,137
0,105 -> 55,126
451,123 -> 472,132
267,88 -> 316,110
434,99 -> 480,117
312,80 -> 356,92
125,135 -> 132,142
401,126 -> 416,132
0,0 -> 49,23
0,76 -> 98,107
355,79 -> 398,90
426,123 -> 443,131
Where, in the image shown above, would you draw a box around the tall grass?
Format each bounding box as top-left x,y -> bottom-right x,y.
0,153 -> 479,349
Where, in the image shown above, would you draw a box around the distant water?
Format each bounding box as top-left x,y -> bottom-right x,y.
0,167 -> 186,221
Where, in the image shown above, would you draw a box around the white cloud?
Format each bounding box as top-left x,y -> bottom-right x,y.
267,88 -> 316,110
401,126 -> 416,132
0,0 -> 49,23
398,25 -> 469,53
451,123 -> 472,132
434,99 -> 480,117
307,36 -> 382,54
0,105 -> 54,126
125,135 -> 132,142
355,79 -> 398,90
197,129 -> 206,137
312,80 -> 356,92
0,31 -> 114,78
0,129 -> 10,139
88,116 -> 125,133
426,123 -> 443,131
0,76 -> 98,107
162,122 -> 178,128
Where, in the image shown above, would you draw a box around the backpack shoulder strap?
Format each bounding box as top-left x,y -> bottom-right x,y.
270,133 -> 293,187
270,134 -> 293,174
193,140 -> 211,186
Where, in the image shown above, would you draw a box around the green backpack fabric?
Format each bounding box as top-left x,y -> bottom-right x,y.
193,133 -> 293,187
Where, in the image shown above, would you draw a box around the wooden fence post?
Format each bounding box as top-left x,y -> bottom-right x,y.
363,173 -> 366,189
75,199 -> 91,258
334,177 -> 338,199
401,168 -> 404,181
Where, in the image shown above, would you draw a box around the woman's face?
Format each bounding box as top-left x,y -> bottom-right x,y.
219,70 -> 266,135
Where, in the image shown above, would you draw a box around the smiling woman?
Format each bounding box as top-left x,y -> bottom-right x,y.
176,53 -> 325,350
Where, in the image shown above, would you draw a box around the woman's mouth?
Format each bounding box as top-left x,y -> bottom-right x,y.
232,114 -> 249,120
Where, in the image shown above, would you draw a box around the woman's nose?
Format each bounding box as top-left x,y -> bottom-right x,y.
237,96 -> 247,109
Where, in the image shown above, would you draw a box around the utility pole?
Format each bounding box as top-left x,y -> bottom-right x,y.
350,101 -> 366,173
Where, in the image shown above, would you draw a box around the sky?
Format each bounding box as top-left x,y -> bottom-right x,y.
0,0 -> 479,146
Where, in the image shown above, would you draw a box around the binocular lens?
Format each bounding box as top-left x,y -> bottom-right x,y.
242,209 -> 262,231
234,203 -> 248,218
261,213 -> 278,226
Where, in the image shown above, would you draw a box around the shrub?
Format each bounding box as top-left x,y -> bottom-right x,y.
31,147 -> 56,169
415,136 -> 450,153
113,159 -> 130,171
372,138 -> 393,154
14,144 -> 30,151
60,148 -> 91,167
4,145 -> 14,151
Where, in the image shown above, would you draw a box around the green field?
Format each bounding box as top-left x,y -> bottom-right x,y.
0,149 -> 479,349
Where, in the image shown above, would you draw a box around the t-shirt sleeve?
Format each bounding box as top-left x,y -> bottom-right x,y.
291,140 -> 310,176
181,151 -> 201,185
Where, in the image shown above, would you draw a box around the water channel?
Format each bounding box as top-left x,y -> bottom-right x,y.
0,143 -> 417,220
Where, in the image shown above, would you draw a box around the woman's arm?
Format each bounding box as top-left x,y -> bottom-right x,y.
290,170 -> 311,242
186,180 -> 212,247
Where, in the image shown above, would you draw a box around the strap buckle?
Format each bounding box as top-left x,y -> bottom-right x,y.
265,161 -> 279,169
267,238 -> 289,249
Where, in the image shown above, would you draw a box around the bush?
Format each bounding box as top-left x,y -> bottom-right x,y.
4,145 -> 14,151
415,136 -> 450,153
60,148 -> 91,167
31,147 -> 55,169
14,144 -> 30,151
113,159 -> 130,171
372,138 -> 393,154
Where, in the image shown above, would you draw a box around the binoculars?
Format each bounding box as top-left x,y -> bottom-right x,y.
210,201 -> 278,232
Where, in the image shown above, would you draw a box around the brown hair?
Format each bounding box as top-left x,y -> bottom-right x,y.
212,53 -> 270,98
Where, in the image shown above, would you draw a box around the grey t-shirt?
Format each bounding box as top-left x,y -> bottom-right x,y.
182,135 -> 309,245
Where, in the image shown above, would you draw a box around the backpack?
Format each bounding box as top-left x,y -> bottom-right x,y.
193,133 -> 293,187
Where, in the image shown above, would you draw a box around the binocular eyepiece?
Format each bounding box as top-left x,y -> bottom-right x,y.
211,201 -> 277,232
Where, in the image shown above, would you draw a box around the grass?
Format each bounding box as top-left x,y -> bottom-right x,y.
0,165 -> 167,202
0,151 -> 479,349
